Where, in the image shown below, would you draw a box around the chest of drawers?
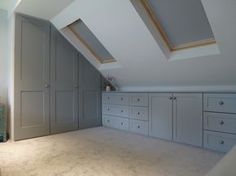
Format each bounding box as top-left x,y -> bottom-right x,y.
204,94 -> 236,152
102,93 -> 149,135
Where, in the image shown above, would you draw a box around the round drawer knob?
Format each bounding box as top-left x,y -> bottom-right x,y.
137,98 -> 140,102
107,120 -> 110,123
219,101 -> 224,106
121,122 -> 124,125
121,110 -> 124,113
137,112 -> 140,115
107,97 -> 110,100
220,120 -> 224,125
220,140 -> 225,145
137,125 -> 140,129
121,97 -> 123,101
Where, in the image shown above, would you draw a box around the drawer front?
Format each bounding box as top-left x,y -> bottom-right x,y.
130,107 -> 148,121
102,115 -> 129,131
204,94 -> 236,113
204,131 -> 236,152
112,93 -> 129,105
115,117 -> 129,131
102,94 -> 113,104
102,115 -> 113,127
102,105 -> 113,115
102,105 -> 129,118
130,93 -> 148,107
129,120 -> 148,135
204,112 -> 236,134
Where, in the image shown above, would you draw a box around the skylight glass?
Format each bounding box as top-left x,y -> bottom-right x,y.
68,19 -> 116,63
139,0 -> 216,51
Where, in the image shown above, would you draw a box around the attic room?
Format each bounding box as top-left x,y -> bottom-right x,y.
0,0 -> 236,175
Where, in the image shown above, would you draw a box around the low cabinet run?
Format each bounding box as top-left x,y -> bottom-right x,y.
102,92 -> 203,147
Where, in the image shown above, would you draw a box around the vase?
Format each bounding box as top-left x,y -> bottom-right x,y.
106,85 -> 111,92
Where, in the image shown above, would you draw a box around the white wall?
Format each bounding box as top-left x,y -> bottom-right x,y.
0,10 -> 9,104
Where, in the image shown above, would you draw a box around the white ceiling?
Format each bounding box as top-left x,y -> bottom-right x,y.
0,1 -> 9,10
15,0 -> 75,20
0,0 -> 14,11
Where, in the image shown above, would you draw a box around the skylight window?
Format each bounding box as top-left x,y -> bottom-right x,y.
68,19 -> 116,63
139,0 -> 216,51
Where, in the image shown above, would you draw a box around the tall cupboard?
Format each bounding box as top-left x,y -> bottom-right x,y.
13,14 -> 102,140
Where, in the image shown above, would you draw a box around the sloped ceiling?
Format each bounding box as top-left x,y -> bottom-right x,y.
0,0 -> 20,13
16,0 -> 236,91
15,0 -> 74,20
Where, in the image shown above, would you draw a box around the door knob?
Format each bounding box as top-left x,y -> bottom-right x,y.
220,120 -> 224,125
220,140 -> 224,145
44,84 -> 50,88
218,101 -> 224,106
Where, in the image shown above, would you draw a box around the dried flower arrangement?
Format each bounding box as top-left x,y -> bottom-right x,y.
104,74 -> 118,91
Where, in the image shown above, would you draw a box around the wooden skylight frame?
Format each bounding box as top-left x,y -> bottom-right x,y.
67,20 -> 116,64
139,0 -> 216,51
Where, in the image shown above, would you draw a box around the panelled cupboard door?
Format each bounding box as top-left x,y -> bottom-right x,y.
79,56 -> 100,90
149,93 -> 173,140
79,56 -> 102,129
50,27 -> 79,134
173,93 -> 203,147
14,14 -> 50,140
79,89 -> 101,129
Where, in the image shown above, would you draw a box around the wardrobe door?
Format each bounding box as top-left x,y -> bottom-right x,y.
79,56 -> 102,129
173,93 -> 203,147
50,27 -> 79,133
149,93 -> 173,140
14,14 -> 50,140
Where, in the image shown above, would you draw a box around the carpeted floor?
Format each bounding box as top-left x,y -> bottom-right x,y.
0,127 -> 223,176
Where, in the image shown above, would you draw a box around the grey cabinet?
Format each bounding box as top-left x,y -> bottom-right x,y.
149,93 -> 173,140
173,93 -> 203,147
149,93 -> 203,146
79,56 -> 101,129
203,93 -> 236,152
102,93 -> 149,135
14,14 -> 102,140
50,27 -> 79,133
14,14 -> 50,140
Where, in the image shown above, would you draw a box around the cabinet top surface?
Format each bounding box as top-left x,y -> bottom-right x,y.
102,91 -> 236,94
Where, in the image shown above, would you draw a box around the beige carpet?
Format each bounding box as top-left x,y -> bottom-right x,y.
0,127 -> 223,176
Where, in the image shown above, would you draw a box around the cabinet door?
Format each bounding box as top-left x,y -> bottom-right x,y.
173,93 -> 203,147
79,55 -> 101,129
149,93 -> 173,140
14,15 -> 50,140
50,27 -> 79,133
